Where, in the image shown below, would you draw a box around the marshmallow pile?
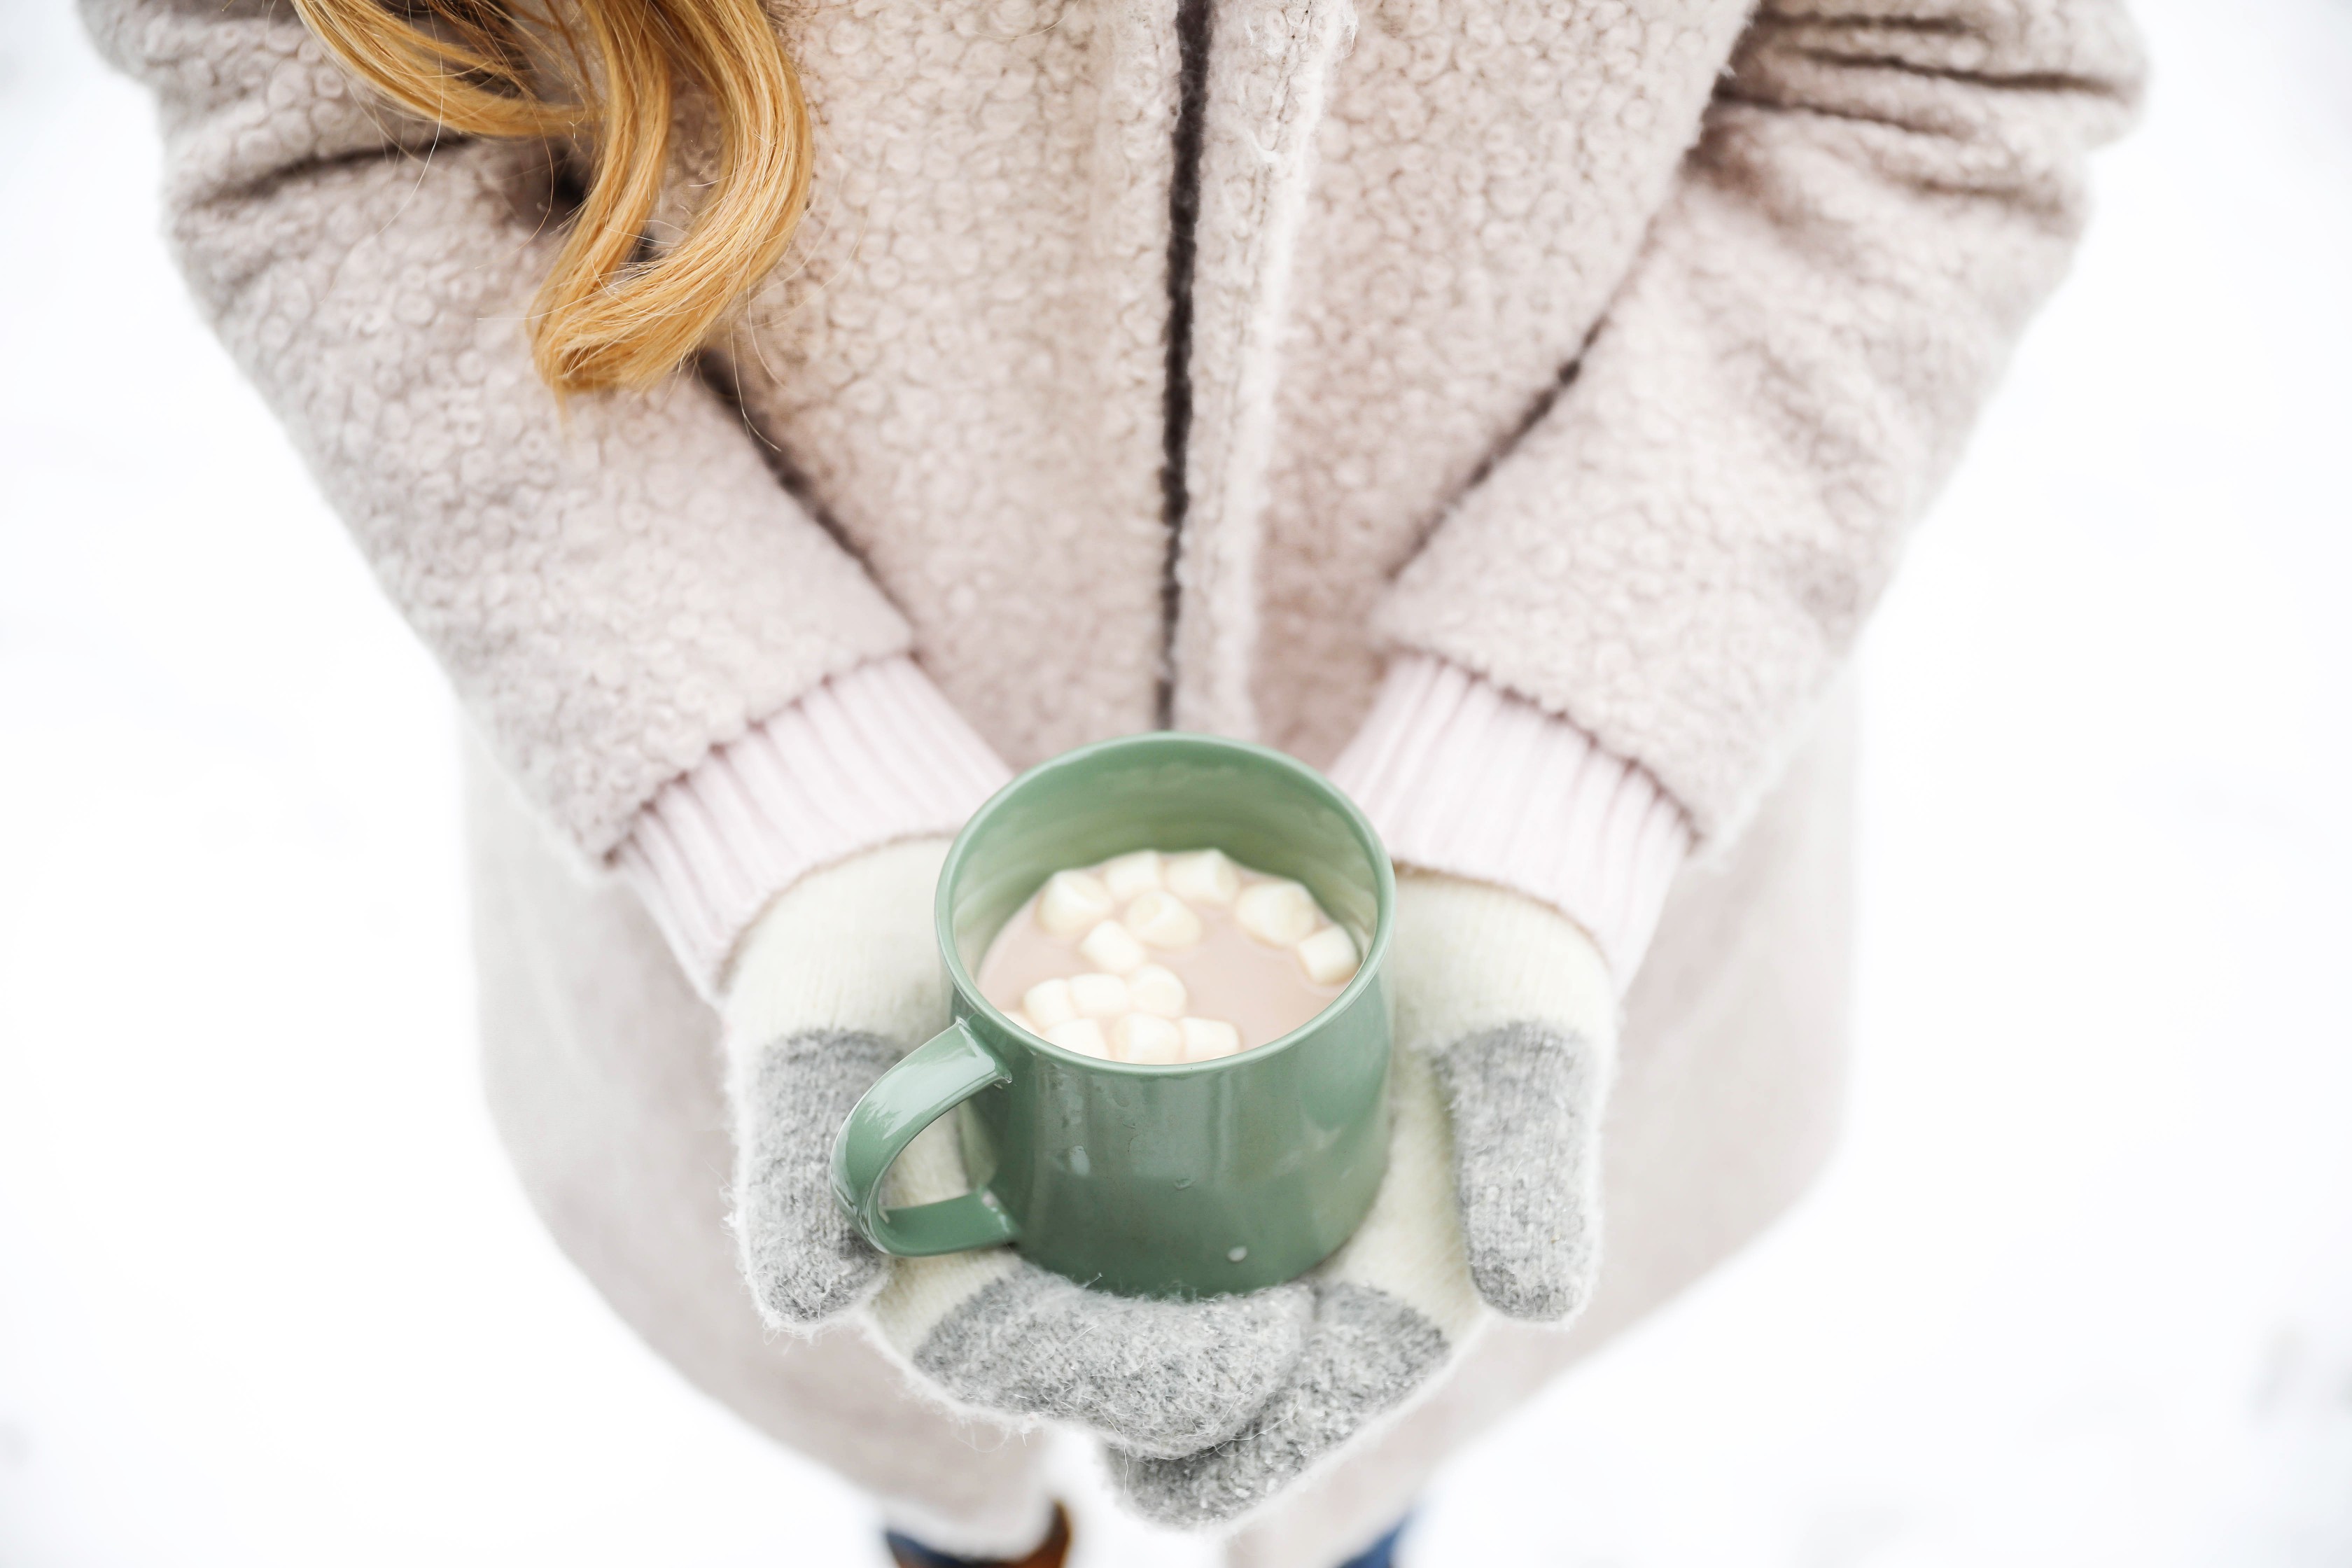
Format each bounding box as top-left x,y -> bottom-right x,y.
1004,848 -> 1359,1065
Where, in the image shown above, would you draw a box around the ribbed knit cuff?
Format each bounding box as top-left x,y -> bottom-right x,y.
615,657 -> 1012,993
1329,656 -> 1692,990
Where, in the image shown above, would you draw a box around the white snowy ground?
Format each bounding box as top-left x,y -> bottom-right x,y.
4,0 -> 2348,1562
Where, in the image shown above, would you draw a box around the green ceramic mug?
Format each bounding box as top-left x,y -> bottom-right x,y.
830,732 -> 1396,1298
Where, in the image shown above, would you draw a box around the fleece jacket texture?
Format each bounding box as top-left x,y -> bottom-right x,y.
88,0 -> 2140,863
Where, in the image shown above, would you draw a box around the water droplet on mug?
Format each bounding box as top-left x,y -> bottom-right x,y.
1227,1246 -> 1249,1263
1069,1146 -> 1091,1177
1173,1176 -> 1194,1189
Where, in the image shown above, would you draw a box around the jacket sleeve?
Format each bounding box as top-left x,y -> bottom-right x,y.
85,0 -> 914,857
1376,0 -> 2143,840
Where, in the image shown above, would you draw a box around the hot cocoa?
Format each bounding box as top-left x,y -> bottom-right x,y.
976,848 -> 1359,1064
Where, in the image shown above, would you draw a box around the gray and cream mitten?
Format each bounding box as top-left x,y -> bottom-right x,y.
722,837 -> 1315,1459
1109,869 -> 1617,1524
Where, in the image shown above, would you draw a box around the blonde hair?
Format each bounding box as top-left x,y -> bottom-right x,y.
291,0 -> 812,393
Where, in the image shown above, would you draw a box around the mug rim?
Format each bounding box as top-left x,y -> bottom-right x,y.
934,731 -> 1396,1077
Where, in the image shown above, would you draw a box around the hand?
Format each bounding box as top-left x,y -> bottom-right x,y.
1110,869 -> 1616,1523
722,837 -> 1314,1458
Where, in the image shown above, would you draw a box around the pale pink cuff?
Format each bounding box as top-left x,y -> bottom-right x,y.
615,657 -> 1012,992
1329,656 -> 1692,990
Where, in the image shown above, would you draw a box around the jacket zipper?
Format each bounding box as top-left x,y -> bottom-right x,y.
1156,0 -> 1214,729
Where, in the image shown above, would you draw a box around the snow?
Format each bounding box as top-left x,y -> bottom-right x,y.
2,0 -> 2348,1562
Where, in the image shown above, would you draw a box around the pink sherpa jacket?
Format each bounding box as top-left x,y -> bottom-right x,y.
88,0 -> 2140,987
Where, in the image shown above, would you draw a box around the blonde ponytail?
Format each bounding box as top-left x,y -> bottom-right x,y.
290,0 -> 813,394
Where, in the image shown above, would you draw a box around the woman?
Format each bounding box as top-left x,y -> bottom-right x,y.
88,0 -> 2140,1559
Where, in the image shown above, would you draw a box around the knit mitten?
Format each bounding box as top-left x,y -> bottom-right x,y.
1107,869 -> 1615,1523
724,836 -> 1315,1459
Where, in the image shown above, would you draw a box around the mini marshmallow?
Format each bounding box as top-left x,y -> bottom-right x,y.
1235,878 -> 1319,946
1023,977 -> 1077,1029
1179,1017 -> 1242,1061
1037,870 -> 1114,937
1123,889 -> 1205,949
1296,925 -> 1360,986
1100,850 -> 1163,902
1070,972 -> 1130,1018
1111,1013 -> 1184,1064
1079,919 -> 1148,974
1126,964 -> 1188,1018
1165,849 -> 1240,906
1045,1017 -> 1110,1058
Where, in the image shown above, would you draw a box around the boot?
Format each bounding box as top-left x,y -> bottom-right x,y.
885,1504 -> 1072,1568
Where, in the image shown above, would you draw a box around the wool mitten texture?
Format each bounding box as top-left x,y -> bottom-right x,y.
1109,869 -> 1616,1525
722,838 -> 1313,1459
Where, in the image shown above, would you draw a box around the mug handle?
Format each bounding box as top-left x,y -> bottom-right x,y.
830,1018 -> 1021,1257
